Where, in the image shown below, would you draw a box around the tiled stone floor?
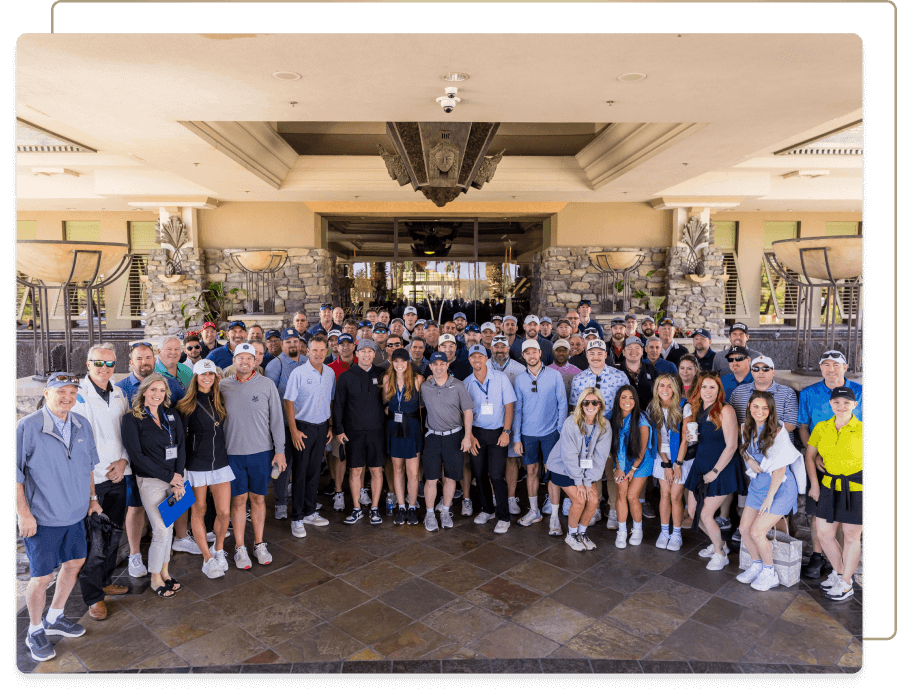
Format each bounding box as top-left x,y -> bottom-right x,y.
16,487 -> 862,674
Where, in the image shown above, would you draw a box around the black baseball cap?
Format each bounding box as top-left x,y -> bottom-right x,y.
725,346 -> 749,359
465,324 -> 481,333
358,320 -> 372,328
265,329 -> 281,340
373,323 -> 388,333
830,386 -> 857,402
729,322 -> 749,335
578,299 -> 591,307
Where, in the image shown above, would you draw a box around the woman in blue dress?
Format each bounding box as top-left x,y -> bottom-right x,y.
610,385 -> 652,549
735,391 -> 801,591
382,348 -> 424,526
684,373 -> 743,571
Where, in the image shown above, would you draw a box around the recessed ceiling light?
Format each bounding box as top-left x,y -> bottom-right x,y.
441,73 -> 469,82
617,72 -> 647,82
272,71 -> 301,81
66,208 -> 76,211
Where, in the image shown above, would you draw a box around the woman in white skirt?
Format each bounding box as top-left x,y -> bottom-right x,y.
175,359 -> 235,579
646,375 -> 692,552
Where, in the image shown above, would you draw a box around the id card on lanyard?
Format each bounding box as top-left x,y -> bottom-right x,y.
474,377 -> 494,415
395,387 -> 404,422
580,425 -> 595,470
153,409 -> 178,461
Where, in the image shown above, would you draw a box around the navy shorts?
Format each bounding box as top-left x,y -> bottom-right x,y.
522,431 -> 560,467
549,471 -> 576,488
422,431 -> 464,482
124,474 -> 143,508
24,521 -> 88,578
230,450 -> 274,497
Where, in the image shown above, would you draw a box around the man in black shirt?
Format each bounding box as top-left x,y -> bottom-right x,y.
568,334 -> 589,370
657,317 -> 687,366
691,328 -> 716,371
620,337 -> 655,408
424,334 -> 472,380
607,318 -> 627,369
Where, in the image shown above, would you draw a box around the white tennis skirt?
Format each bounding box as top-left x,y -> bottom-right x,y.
651,454 -> 693,485
185,466 -> 235,487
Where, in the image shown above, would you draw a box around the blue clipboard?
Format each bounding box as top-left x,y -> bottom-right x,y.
158,480 -> 196,528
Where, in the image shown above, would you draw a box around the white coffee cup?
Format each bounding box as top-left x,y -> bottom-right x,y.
686,422 -> 699,444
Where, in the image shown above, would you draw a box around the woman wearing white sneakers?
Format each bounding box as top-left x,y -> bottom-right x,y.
609,386 -> 652,549
735,391 -> 801,591
646,375 -> 691,552
545,388 -> 612,552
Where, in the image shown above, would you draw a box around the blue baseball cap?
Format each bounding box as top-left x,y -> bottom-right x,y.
319,303 -> 332,310
265,329 -> 281,340
467,344 -> 488,357
282,328 -> 300,340
228,320 -> 246,330
453,312 -> 467,320
338,333 -> 354,344
358,320 -> 372,328
694,329 -> 712,340
46,372 -> 81,389
430,351 -> 449,363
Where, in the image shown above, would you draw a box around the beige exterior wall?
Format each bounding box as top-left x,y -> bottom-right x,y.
15,210 -> 158,243
554,203 -> 672,247
197,202 -> 318,249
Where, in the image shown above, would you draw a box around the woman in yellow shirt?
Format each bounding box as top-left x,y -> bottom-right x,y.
806,386 -> 862,602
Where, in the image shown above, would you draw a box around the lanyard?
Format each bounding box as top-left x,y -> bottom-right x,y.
149,408 -> 174,445
396,386 -> 404,408
473,376 -> 490,398
583,424 -> 596,457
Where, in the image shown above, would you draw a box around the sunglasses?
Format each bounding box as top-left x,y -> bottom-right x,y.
727,356 -> 748,363
130,341 -> 153,349
751,366 -> 772,373
820,352 -> 846,361
386,343 -> 403,348
88,360 -> 116,368
582,399 -> 601,407
53,375 -> 80,384
186,344 -> 201,351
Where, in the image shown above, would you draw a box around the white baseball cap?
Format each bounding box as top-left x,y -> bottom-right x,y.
491,335 -> 509,347
553,339 -> 570,350
751,355 -> 775,370
234,343 -> 255,357
438,333 -> 457,345
480,322 -> 496,332
524,314 -> 540,325
587,339 -> 607,352
521,339 -> 541,353
192,359 -> 218,375
404,306 -> 417,315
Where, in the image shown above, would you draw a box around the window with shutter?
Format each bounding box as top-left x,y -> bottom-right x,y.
712,221 -> 749,322
117,221 -> 160,321
760,222 -> 799,324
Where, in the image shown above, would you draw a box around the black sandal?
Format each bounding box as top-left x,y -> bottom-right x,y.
153,583 -> 176,598
164,577 -> 182,592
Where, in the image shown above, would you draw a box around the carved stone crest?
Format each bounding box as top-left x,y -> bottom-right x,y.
378,144 -> 411,186
471,149 -> 505,190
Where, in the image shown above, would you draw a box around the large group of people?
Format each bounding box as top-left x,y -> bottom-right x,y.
16,301 -> 863,663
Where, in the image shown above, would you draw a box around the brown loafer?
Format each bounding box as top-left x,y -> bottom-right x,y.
88,601 -> 107,620
102,584 -> 129,596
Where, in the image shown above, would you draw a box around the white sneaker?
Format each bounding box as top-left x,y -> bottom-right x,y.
202,556 -> 224,579
494,520 -> 510,534
706,552 -> 728,571
440,509 -> 454,529
172,535 -> 202,555
655,531 -> 671,549
750,567 -> 780,591
461,499 -> 473,517
699,543 -> 730,558
517,509 -> 543,527
588,509 -> 601,525
737,561 -> 764,584
253,542 -> 272,565
580,533 -> 597,551
666,532 -> 683,552
424,511 -> 438,532
291,521 -> 307,538
549,515 -> 563,537
434,498 -> 445,512
820,570 -> 842,592
274,505 -> 288,520
359,487 -> 372,506
213,548 -> 229,572
629,528 -> 643,546
303,512 -> 330,527
562,498 -> 571,516
128,553 -> 147,578
508,497 -> 521,515
565,532 -> 586,552
606,509 -> 619,530
333,492 -> 346,511
474,511 -> 495,525
615,530 -> 628,549
234,545 -> 252,570
541,495 -> 552,515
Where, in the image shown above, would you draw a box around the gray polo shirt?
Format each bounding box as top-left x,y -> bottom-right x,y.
219,373 -> 286,456
420,375 -> 475,433
283,360 -> 336,424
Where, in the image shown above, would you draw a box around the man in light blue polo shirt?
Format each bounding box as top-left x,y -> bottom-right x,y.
464,345 -> 516,533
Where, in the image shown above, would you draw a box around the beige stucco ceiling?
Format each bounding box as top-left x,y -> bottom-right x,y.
16,32 -> 862,211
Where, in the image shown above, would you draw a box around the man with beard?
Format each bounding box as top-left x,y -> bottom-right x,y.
511,314 -> 552,365
624,313 -> 640,339
640,316 -> 657,342
264,330 -> 283,359
656,318 -> 687,366
711,322 -> 762,376
690,328 -> 716,371
555,318 -> 574,341
568,334 -> 589,370
501,315 -> 519,350
621,337 -> 656,409
607,317 -> 628,369
548,339 -> 582,402
490,335 -> 528,517
643,337 -> 678,376
207,320 -> 249,370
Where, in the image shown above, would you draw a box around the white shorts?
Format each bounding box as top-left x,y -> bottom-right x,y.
651,454 -> 692,486
185,466 -> 235,487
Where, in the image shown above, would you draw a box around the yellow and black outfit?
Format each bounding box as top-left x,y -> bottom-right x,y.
808,415 -> 862,525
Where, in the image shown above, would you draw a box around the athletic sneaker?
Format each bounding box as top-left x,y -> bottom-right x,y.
494,520 -> 510,534
42,615 -> 85,638
461,499 -> 473,517
737,561 -> 763,584
655,531 -> 671,549
440,508 -> 454,529
706,552 -> 728,571
715,516 -> 732,530
323,479 -> 336,497
343,508 -> 364,525
517,509 -> 542,527
274,505 -> 288,520
825,578 -> 855,601
202,556 -> 225,579
641,502 -> 656,519
731,529 -> 742,543
548,515 -> 563,537
369,507 -> 383,525
565,532 -> 586,552
474,511 -> 496,525
629,529 -> 644,546
213,548 -> 229,572
333,492 -> 346,511
541,494 -> 553,515
699,543 -> 730,558
580,533 -> 597,551
291,521 -> 307,538
206,530 -> 229,543
666,532 -> 683,551
25,628 -> 55,662
508,497 -> 521,515
406,506 -> 419,526
172,535 -> 202,555
359,487 -> 372,506
750,567 -> 780,591
434,498 -> 446,512
128,553 -> 148,578
303,512 -> 330,527
424,511 -> 438,532
588,509 -> 601,525
394,507 -> 407,526
253,542 -> 272,565
606,509 -> 619,530
562,498 -> 571,516
615,530 -> 628,549
820,571 -> 842,592
234,546 -> 252,570
454,487 -> 463,500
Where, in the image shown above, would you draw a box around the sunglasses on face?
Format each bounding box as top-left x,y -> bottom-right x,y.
582,399 -> 601,407
751,366 -> 772,373
727,356 -> 747,363
386,343 -> 402,348
186,345 -> 201,351
88,360 -> 116,368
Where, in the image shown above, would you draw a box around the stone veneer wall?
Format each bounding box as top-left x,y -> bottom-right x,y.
664,245 -> 726,331
144,246 -> 205,335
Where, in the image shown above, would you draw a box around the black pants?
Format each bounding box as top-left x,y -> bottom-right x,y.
470,426 -> 510,522
291,420 -> 329,521
273,418 -> 294,506
79,479 -> 127,606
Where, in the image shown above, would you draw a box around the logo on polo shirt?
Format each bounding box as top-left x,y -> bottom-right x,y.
252,396 -> 259,402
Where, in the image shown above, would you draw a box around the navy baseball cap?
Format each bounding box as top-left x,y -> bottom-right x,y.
578,299 -> 592,307
373,323 -> 388,333
358,320 -> 372,328
282,328 -> 300,340
337,333 -> 354,344
624,313 -> 636,322
465,324 -> 481,333
265,329 -> 281,340
658,317 -> 675,327
830,386 -> 857,402
694,329 -> 712,340
430,351 -> 449,363
424,320 -> 438,327
228,320 -> 246,330
557,318 -> 572,327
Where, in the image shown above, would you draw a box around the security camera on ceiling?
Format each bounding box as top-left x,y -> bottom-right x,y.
435,87 -> 461,114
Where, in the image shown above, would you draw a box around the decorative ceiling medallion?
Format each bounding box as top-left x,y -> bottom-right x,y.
379,122 -> 503,207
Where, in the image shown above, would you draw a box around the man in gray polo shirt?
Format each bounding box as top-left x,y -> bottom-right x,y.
17,373 -> 103,662
420,352 -> 475,532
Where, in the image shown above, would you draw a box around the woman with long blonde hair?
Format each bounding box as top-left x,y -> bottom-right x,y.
545,388 -> 612,552
382,348 -> 425,525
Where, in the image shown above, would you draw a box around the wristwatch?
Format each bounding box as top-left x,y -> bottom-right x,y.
503,429 -> 512,435
675,460 -> 684,466
90,495 -> 98,501
711,468 -> 719,474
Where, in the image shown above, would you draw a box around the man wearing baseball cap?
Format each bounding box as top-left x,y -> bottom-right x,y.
18,372 -> 102,661
207,320 -> 249,370
452,312 -> 468,343
264,329 -> 283,360
199,321 -> 222,357
691,329 -> 716,371
402,306 -> 419,336
576,299 -> 605,340
623,313 -> 639,340
711,322 -> 761,376
539,317 -> 555,342
501,315 -> 520,351
607,318 -> 628,370
511,314 -> 553,365
555,318 -> 574,341
309,302 -> 342,338
570,338 -> 629,412
371,322 -> 391,365
797,349 -> 863,579
730,356 -> 798,439
424,333 -> 472,381
548,339 -> 582,402
479,322 -> 498,349
323,333 -> 358,512
720,345 -> 754,402
656,318 -> 687,366
640,316 -> 656,340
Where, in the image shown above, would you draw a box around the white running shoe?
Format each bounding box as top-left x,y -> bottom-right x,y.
274,505 -> 288,520
737,561 -> 764,584
202,556 -> 225,579
656,531 -> 671,549
253,542 -> 272,565
820,570 -> 842,592
706,552 -> 728,571
615,530 -> 628,549
750,567 -> 780,591
588,509 -> 601,526
606,509 -> 619,530
234,545 -> 252,570
172,535 -> 202,555
434,498 -> 446,512
549,515 -> 563,537
440,509 -> 454,529
474,511 -> 496,525
541,495 -> 553,515
291,521 -> 307,538
303,512 -> 330,527
565,532 -> 586,552
424,511 -> 438,532
128,553 -> 148,578
629,529 -> 644,546
580,533 -> 597,551
213,548 -> 229,572
508,497 -> 521,515
461,499 -> 473,517
333,492 -> 346,511
517,509 -> 543,527
666,533 -> 683,551
359,487 -> 372,506
494,520 -> 510,534
699,542 -> 730,558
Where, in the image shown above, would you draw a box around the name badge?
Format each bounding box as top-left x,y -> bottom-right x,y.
372,378 -> 378,385
579,459 -> 593,470
167,414 -> 174,421
481,403 -> 494,416
394,413 -> 403,423
165,446 -> 178,461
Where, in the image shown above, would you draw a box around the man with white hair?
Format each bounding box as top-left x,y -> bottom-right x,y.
155,335 -> 193,393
